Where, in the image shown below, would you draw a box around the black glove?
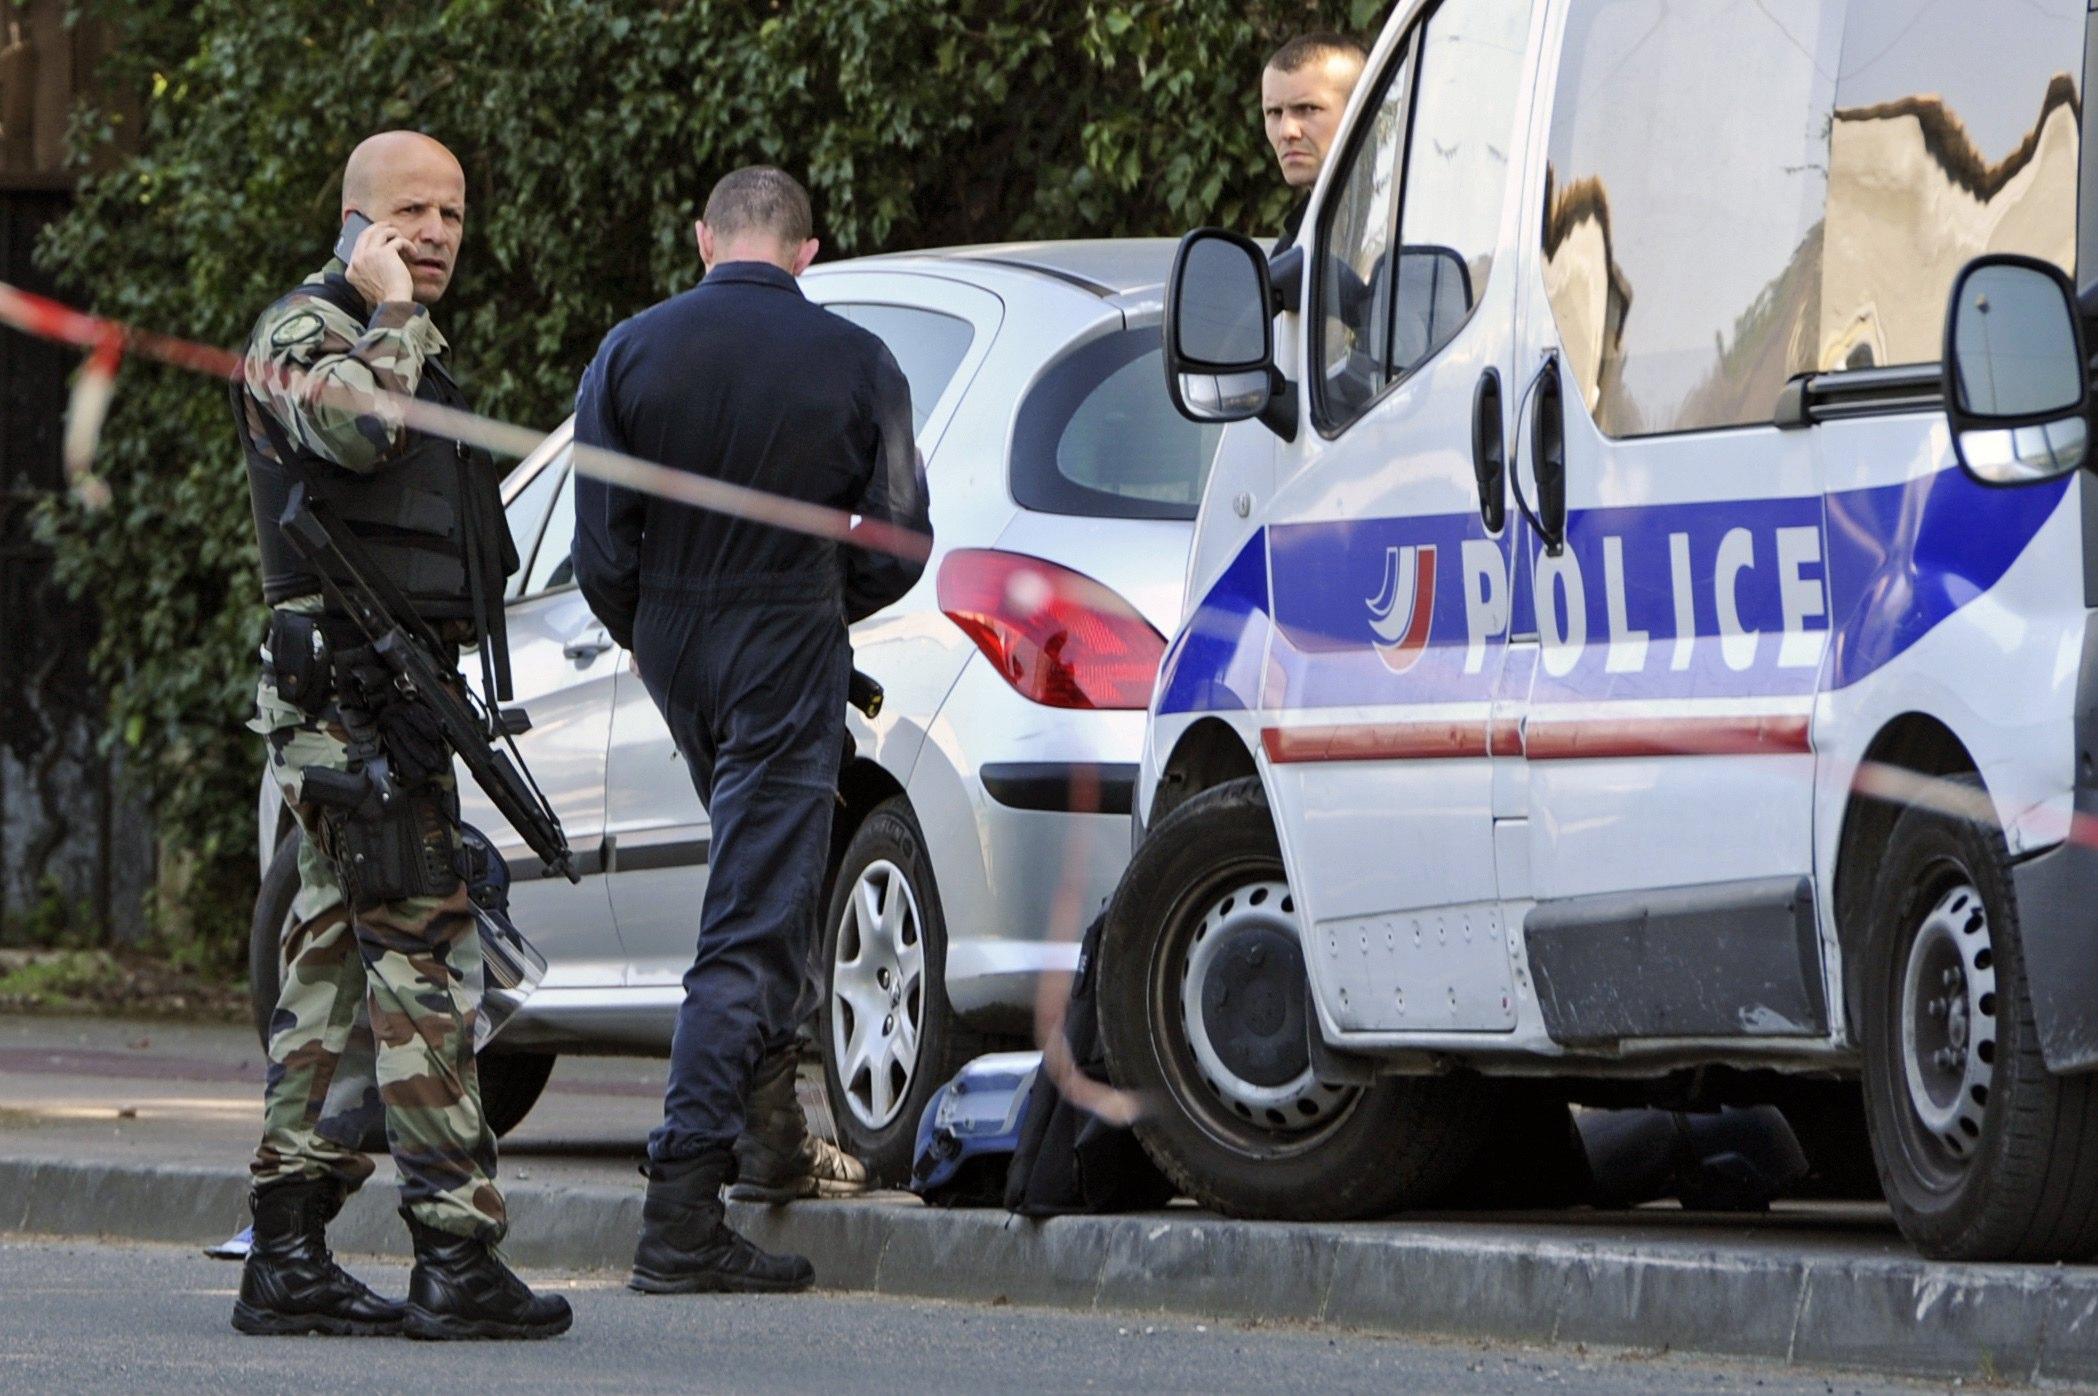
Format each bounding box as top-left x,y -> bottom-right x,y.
376,699 -> 449,789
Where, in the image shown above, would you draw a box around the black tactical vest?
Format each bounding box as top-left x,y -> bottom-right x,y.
235,274 -> 516,631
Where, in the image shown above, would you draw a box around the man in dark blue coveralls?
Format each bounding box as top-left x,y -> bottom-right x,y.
571,166 -> 929,1295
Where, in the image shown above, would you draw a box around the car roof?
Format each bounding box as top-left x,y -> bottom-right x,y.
841,238 -> 1180,298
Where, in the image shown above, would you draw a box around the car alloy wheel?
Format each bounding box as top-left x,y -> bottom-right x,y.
830,857 -> 926,1131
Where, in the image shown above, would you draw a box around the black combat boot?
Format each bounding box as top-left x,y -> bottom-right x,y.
400,1213 -> 573,1340
630,1147 -> 816,1294
231,1178 -> 406,1336
729,1048 -> 871,1202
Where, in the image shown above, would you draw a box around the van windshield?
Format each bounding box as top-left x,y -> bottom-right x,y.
1011,328 -> 1223,521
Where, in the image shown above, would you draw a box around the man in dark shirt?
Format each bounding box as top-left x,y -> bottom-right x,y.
572,166 -> 928,1296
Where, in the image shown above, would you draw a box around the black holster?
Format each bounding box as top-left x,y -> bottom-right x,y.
303,697 -> 460,913
268,610 -> 333,716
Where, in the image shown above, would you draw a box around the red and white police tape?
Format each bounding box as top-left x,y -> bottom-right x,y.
0,278 -> 931,565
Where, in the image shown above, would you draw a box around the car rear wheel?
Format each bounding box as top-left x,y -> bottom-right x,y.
819,796 -> 984,1185
1098,776 -> 1492,1220
250,831 -> 555,1149
1861,774 -> 2098,1259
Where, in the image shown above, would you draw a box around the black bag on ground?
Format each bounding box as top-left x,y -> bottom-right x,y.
1003,911 -> 1174,1216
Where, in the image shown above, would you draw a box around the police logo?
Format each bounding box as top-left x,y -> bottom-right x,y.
1367,543 -> 1436,673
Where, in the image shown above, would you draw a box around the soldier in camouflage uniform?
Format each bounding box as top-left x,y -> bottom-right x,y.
231,130 -> 568,1341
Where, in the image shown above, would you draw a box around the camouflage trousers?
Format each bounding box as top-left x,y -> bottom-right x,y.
248,660 -> 507,1242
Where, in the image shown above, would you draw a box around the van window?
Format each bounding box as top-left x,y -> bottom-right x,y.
1390,0 -> 1532,374
1542,0 -> 2082,437
1010,328 -> 1223,520
827,303 -> 974,435
1542,2 -> 1843,438
1312,0 -> 1534,430
1312,34 -> 1415,428
1820,0 -> 2082,372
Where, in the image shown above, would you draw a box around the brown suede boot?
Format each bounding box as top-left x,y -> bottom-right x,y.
728,1048 -> 870,1202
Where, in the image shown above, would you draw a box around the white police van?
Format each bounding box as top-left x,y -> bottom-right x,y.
1108,0 -> 2098,1260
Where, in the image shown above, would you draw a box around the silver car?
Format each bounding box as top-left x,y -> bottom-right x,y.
252,239 -> 1221,1179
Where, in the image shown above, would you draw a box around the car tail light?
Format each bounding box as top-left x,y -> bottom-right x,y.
937,548 -> 1166,710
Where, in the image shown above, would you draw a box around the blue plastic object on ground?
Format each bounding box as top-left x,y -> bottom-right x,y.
909,1051 -> 1040,1206
203,1224 -> 252,1261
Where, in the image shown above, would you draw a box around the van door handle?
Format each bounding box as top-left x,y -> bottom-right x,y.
1471,368 -> 1506,533
1511,354 -> 1568,556
563,627 -> 614,662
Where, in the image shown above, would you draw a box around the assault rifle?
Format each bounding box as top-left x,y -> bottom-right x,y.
279,486 -> 579,884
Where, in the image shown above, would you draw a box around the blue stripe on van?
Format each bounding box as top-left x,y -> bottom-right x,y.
1156,531 -> 1271,715
1823,465 -> 2071,692
1158,467 -> 2074,715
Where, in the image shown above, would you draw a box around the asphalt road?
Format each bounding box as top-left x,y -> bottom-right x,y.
0,1236 -> 1956,1396
9,1013 -> 2064,1386
0,1013 -> 1897,1230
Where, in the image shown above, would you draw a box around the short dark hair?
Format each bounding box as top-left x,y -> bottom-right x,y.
702,165 -> 813,246
1265,31 -> 1366,74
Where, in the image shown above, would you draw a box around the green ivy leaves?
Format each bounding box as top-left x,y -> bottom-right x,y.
34,0 -> 1370,951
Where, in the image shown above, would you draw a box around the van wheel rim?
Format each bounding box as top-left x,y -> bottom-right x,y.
1898,881 -> 1997,1164
1177,879 -> 1351,1135
832,859 -> 925,1131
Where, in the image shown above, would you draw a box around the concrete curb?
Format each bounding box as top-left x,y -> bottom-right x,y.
8,1154 -> 2095,1384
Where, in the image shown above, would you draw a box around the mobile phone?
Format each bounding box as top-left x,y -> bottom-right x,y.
333,210 -> 373,266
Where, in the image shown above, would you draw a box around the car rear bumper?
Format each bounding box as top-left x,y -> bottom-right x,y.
912,659 -> 1145,1025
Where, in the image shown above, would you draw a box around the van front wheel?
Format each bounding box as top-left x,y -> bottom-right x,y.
1862,775 -> 2098,1260
1098,776 -> 1491,1220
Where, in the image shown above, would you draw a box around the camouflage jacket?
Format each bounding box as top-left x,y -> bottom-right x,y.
238,259 -> 447,474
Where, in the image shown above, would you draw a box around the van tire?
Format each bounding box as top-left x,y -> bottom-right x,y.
1861,775 -> 2098,1260
251,831 -> 555,1149
1098,776 -> 1492,1220
819,796 -> 985,1186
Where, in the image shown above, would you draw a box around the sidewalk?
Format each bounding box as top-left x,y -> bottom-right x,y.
5,1015 -> 2095,1385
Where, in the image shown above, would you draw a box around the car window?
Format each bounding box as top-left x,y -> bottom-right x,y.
521,453 -> 576,595
1010,328 -> 1223,521
502,449 -> 565,599
827,303 -> 975,435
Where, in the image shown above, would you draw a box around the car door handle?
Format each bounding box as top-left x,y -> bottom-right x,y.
563,628 -> 614,661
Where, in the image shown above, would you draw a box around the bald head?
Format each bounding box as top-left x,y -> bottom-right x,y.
339,131 -> 466,303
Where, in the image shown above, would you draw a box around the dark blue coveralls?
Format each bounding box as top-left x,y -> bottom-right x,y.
571,260 -> 928,1163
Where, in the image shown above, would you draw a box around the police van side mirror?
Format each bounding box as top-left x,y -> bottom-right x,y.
1943,254 -> 2090,484
1163,228 -> 1297,441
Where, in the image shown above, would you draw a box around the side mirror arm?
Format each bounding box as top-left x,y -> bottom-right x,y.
1258,371 -> 1298,442
1268,245 -> 1304,316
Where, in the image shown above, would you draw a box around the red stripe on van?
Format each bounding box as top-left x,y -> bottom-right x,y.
1260,714 -> 1810,764
1261,722 -> 1489,763
1522,714 -> 1811,760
